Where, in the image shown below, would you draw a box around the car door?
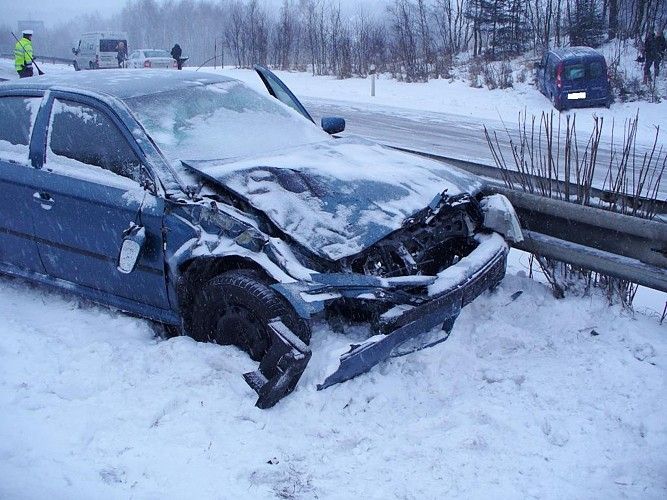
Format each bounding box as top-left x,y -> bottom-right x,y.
0,93 -> 46,275
254,65 -> 315,123
29,93 -> 171,312
586,58 -> 609,102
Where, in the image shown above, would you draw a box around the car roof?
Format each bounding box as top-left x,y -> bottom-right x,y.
0,70 -> 236,100
548,46 -> 605,61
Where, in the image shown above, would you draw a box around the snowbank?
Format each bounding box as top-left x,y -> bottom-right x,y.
1,255 -> 665,499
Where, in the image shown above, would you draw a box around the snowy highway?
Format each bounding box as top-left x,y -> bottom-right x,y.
302,96 -> 667,199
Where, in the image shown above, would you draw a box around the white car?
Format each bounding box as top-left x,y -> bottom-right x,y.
126,49 -> 175,69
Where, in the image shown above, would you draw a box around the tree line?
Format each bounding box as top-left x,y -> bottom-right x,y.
3,0 -> 666,82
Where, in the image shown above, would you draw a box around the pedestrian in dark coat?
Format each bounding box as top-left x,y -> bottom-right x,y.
656,31 -> 666,76
116,41 -> 127,68
171,44 -> 183,70
643,32 -> 657,83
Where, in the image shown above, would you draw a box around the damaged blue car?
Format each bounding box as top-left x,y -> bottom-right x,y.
0,67 -> 522,407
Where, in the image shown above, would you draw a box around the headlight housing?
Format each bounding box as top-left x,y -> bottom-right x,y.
481,194 -> 524,242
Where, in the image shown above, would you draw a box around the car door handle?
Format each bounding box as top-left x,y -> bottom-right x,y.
33,191 -> 55,210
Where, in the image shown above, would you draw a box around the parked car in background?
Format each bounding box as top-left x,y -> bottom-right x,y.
127,49 -> 176,69
0,68 -> 521,408
72,31 -> 129,70
536,46 -> 612,111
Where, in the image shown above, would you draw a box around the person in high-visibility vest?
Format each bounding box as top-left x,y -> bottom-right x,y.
14,29 -> 34,78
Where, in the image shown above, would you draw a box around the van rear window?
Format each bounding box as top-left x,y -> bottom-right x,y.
100,39 -> 127,52
589,62 -> 604,78
564,65 -> 585,80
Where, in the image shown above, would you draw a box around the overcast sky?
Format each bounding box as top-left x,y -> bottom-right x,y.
4,0 -> 148,27
3,0 -> 382,28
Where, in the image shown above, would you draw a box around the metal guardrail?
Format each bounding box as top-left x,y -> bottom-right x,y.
0,53 -> 72,65
394,146 -> 667,293
491,186 -> 667,292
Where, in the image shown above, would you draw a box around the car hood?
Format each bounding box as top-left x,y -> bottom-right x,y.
183,137 -> 483,260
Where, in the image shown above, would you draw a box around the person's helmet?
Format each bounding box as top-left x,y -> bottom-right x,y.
22,29 -> 33,36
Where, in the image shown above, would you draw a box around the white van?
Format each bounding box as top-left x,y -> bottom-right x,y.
72,32 -> 129,70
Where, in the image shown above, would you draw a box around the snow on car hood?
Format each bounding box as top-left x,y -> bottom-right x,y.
184,137 -> 483,260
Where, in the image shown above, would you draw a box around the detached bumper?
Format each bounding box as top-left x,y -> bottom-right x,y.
247,233 -> 508,407
318,232 -> 508,389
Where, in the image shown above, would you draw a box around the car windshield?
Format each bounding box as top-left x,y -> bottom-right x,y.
123,80 -> 330,163
144,50 -> 169,58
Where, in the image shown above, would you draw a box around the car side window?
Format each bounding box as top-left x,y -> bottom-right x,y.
0,96 -> 41,164
47,98 -> 141,184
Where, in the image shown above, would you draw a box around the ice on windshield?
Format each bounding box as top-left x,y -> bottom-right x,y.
123,80 -> 330,164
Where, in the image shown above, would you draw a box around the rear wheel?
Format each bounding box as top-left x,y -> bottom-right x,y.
190,270 -> 310,360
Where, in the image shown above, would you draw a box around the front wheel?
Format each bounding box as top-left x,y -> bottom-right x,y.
73,60 -> 80,71
189,270 -> 310,361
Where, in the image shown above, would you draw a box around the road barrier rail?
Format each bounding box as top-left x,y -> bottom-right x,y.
393,146 -> 667,293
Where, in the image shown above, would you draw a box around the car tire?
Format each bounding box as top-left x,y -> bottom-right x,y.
190,270 -> 310,361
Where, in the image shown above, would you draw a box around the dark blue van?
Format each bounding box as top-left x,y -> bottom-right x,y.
536,47 -> 611,111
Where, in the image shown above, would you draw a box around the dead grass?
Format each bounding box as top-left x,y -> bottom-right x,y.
485,111 -> 665,307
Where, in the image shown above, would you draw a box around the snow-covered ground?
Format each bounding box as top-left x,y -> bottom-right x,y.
1,55 -> 666,499
0,252 -> 666,500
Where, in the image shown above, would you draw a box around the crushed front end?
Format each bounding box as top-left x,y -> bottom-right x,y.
256,191 -> 521,403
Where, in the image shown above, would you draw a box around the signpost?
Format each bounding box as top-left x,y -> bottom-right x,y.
370,64 -> 376,97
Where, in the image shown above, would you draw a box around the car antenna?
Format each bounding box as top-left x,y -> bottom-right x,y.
11,31 -> 45,76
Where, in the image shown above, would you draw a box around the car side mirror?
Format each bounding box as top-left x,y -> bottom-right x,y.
117,224 -> 146,274
321,117 -> 346,135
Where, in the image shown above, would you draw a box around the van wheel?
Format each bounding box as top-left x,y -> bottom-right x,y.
190,270 -> 310,361
73,61 -> 80,71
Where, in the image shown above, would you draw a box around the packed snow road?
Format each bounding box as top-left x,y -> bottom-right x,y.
1,258 -> 665,499
302,97 -> 667,199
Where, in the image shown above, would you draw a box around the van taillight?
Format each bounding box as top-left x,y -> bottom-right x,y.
144,60 -> 151,68
556,63 -> 563,89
